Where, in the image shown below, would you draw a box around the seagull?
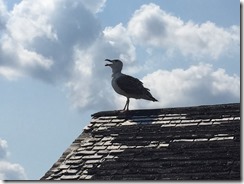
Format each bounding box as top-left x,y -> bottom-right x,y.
105,59 -> 158,110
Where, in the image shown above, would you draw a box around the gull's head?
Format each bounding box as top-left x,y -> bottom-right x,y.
105,59 -> 123,73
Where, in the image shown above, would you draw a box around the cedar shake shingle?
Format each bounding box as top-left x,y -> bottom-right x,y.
41,103 -> 240,180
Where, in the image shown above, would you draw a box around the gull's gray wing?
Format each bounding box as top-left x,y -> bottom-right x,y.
116,74 -> 148,96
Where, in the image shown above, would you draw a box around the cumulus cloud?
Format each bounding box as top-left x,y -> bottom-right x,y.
103,23 -> 136,63
130,63 -> 240,109
80,0 -> 107,13
127,3 -> 239,60
0,139 -> 27,180
0,0 -> 102,82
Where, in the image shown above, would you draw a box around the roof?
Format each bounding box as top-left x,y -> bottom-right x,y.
41,103 -> 240,180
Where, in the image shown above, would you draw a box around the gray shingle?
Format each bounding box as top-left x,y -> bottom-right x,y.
41,103 -> 240,180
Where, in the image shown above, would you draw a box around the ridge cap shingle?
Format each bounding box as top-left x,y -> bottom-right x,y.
91,103 -> 240,118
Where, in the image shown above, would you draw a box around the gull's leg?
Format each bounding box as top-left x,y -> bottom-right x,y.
126,98 -> 130,111
123,98 -> 129,110
123,98 -> 127,110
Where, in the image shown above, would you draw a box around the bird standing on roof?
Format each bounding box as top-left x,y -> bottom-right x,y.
105,59 -> 158,110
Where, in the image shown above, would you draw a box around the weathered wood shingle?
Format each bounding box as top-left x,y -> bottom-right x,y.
41,103 -> 240,180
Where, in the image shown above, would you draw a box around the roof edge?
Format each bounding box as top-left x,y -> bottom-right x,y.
91,103 -> 240,118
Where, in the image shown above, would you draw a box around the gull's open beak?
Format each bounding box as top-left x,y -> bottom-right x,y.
105,59 -> 112,66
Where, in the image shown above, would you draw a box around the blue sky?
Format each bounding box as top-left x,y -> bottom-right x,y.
0,0 -> 240,180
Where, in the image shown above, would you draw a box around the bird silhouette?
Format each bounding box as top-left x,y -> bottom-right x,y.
105,59 -> 158,110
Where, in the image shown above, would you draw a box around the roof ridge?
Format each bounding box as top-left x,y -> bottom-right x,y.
91,103 -> 240,118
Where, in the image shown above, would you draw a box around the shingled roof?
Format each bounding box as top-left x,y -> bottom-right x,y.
41,103 -> 240,180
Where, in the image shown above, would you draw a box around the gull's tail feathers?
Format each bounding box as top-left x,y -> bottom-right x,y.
142,88 -> 158,102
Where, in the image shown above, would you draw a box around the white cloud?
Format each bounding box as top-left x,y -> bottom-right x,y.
0,139 -> 8,159
80,0 -> 107,13
0,66 -> 23,80
0,138 -> 27,180
103,23 -> 136,63
6,0 -> 56,43
0,0 -> 102,82
0,161 -> 27,180
130,63 -> 240,109
127,3 -> 239,60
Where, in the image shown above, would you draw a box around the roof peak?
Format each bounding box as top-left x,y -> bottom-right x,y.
92,103 -> 240,118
